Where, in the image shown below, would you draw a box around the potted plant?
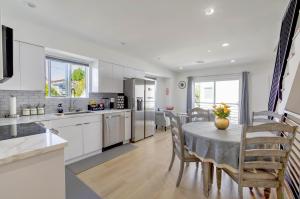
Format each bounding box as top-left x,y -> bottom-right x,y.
212,103 -> 231,130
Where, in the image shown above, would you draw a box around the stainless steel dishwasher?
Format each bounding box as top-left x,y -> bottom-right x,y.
103,112 -> 125,148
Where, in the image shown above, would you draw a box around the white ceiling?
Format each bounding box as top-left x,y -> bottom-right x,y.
1,0 -> 289,71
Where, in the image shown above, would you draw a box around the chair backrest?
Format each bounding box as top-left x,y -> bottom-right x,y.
155,111 -> 166,126
252,111 -> 284,124
188,107 -> 210,122
165,111 -> 185,159
239,122 -> 297,187
283,114 -> 300,198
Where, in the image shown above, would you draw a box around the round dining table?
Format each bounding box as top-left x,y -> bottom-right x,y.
182,121 -> 242,196
182,121 -> 275,197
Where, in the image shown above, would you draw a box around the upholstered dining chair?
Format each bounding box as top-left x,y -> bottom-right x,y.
165,111 -> 201,187
252,111 -> 284,125
187,107 -> 210,123
155,111 -> 169,131
219,122 -> 297,199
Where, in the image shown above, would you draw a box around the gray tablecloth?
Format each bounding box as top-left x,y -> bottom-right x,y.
183,122 -> 242,171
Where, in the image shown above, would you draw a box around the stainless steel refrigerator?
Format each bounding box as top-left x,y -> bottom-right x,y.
124,78 -> 156,142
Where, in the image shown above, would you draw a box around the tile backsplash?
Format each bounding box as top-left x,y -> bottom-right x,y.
0,90 -> 118,117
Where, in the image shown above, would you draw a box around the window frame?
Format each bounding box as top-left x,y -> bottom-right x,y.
45,56 -> 90,98
193,74 -> 242,123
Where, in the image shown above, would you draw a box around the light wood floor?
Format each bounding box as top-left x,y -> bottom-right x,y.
78,130 -> 277,199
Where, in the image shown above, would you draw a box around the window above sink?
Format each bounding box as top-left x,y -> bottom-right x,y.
45,56 -> 89,98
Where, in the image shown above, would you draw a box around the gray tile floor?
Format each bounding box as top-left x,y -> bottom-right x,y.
66,168 -> 101,199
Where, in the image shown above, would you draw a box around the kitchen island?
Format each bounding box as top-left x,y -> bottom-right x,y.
0,123 -> 67,199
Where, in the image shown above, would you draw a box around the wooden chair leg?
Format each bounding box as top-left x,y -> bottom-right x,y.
238,186 -> 243,199
176,160 -> 184,187
276,185 -> 284,199
168,151 -> 175,171
209,163 -> 214,186
264,188 -> 271,199
216,168 -> 222,191
165,126 -> 167,131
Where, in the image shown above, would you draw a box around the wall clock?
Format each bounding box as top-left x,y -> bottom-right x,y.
178,81 -> 186,89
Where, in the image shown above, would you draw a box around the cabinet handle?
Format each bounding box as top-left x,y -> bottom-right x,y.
76,124 -> 82,126
83,122 -> 90,125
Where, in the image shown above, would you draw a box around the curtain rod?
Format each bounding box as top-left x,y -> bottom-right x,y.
188,72 -> 246,79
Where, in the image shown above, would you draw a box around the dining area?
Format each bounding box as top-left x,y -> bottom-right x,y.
165,106 -> 300,199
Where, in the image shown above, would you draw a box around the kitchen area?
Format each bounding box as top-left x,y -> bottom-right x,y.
0,20 -> 158,199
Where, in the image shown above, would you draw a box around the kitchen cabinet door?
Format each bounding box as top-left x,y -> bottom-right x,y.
113,64 -> 124,93
99,61 -> 113,93
0,41 -> 21,90
124,111 -> 131,141
56,125 -> 83,161
83,122 -> 102,154
19,42 -> 45,91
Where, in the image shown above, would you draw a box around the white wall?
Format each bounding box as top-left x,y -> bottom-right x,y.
1,14 -> 175,78
173,61 -> 274,114
156,77 -> 175,109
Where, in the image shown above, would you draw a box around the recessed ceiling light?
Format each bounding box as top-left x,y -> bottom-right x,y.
120,42 -> 126,46
230,59 -> 236,63
196,60 -> 205,64
23,1 -> 36,8
205,7 -> 214,16
179,67 -> 183,70
222,43 -> 230,47
207,50 -> 212,53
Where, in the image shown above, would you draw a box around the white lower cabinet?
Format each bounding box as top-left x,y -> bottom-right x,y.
57,125 -> 84,161
124,111 -> 131,142
50,114 -> 103,163
83,122 -> 102,154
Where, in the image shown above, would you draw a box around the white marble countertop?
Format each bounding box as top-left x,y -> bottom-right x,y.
0,109 -> 131,166
0,109 -> 131,126
0,131 -> 67,166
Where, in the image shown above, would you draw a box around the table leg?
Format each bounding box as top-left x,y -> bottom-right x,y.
216,168 -> 222,191
202,162 -> 212,197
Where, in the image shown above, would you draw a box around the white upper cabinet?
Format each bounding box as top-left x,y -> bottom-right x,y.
0,41 -> 21,90
19,42 -> 45,91
99,61 -> 113,93
91,60 -> 145,93
112,64 -> 124,93
0,41 -> 45,91
98,61 -> 124,93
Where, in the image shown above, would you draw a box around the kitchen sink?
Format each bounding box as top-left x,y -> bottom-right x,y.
55,111 -> 93,116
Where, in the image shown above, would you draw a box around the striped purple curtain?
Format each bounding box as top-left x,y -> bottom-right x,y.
268,0 -> 299,112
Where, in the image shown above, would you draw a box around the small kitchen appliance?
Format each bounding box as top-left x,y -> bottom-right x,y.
116,95 -> 125,109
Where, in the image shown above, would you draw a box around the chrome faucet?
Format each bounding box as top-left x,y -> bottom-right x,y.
69,88 -> 77,112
